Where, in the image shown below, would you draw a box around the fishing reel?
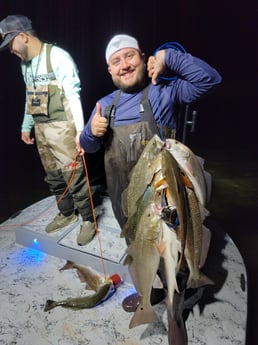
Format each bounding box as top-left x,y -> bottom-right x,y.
161,206 -> 179,230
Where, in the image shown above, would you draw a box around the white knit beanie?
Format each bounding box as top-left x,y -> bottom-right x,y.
105,34 -> 140,63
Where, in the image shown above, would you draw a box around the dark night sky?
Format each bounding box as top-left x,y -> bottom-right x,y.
0,0 -> 257,214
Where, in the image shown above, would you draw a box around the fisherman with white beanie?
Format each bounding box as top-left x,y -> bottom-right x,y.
80,32 -> 222,310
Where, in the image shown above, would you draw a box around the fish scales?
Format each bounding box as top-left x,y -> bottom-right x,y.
184,187 -> 213,289
161,220 -> 179,312
165,138 -> 208,206
44,282 -> 114,311
121,135 -> 165,240
124,185 -> 162,329
122,134 -> 213,345
161,149 -> 188,267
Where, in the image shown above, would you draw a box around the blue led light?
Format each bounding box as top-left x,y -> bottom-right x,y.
33,238 -> 39,245
13,246 -> 46,265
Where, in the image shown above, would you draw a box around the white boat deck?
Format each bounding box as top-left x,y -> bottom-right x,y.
0,195 -> 247,345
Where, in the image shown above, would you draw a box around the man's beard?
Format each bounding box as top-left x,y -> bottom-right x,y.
112,65 -> 148,93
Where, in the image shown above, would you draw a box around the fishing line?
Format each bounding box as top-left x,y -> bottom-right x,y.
82,153 -> 108,280
82,156 -> 123,285
0,153 -> 79,229
1,153 -> 111,286
1,150 -> 109,280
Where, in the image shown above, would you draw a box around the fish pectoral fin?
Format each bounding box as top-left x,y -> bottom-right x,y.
154,177 -> 167,190
152,274 -> 164,289
181,173 -> 193,188
199,203 -> 210,220
123,254 -> 133,266
157,239 -> 167,255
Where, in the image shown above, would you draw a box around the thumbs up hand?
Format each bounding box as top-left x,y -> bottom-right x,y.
91,102 -> 108,137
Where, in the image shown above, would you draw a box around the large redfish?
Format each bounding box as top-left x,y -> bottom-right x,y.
165,139 -> 208,206
121,134 -> 164,241
184,187 -> 213,289
123,185 -> 163,329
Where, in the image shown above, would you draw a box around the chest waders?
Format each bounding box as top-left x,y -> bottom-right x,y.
103,85 -> 173,230
26,44 -> 94,221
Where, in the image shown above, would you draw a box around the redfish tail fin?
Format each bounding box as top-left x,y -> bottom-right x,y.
59,260 -> 75,271
44,300 -> 58,312
129,305 -> 158,329
187,272 -> 214,289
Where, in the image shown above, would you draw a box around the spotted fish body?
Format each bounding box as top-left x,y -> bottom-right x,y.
44,281 -> 115,311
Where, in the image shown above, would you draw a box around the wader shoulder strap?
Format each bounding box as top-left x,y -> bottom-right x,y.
46,44 -> 56,80
140,84 -> 160,136
141,85 -> 174,139
103,90 -> 122,126
25,43 -> 55,80
103,85 -> 160,136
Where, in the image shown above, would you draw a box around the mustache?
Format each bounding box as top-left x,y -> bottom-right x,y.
113,71 -> 149,93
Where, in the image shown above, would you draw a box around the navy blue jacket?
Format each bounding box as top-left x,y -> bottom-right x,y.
80,48 -> 221,153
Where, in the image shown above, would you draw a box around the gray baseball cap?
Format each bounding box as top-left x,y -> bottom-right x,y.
0,14 -> 32,51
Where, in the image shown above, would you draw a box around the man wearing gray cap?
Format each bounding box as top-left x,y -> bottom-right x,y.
80,33 -> 222,310
0,14 -> 101,246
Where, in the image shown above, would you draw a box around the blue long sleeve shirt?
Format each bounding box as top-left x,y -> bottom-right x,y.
80,48 -> 221,153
